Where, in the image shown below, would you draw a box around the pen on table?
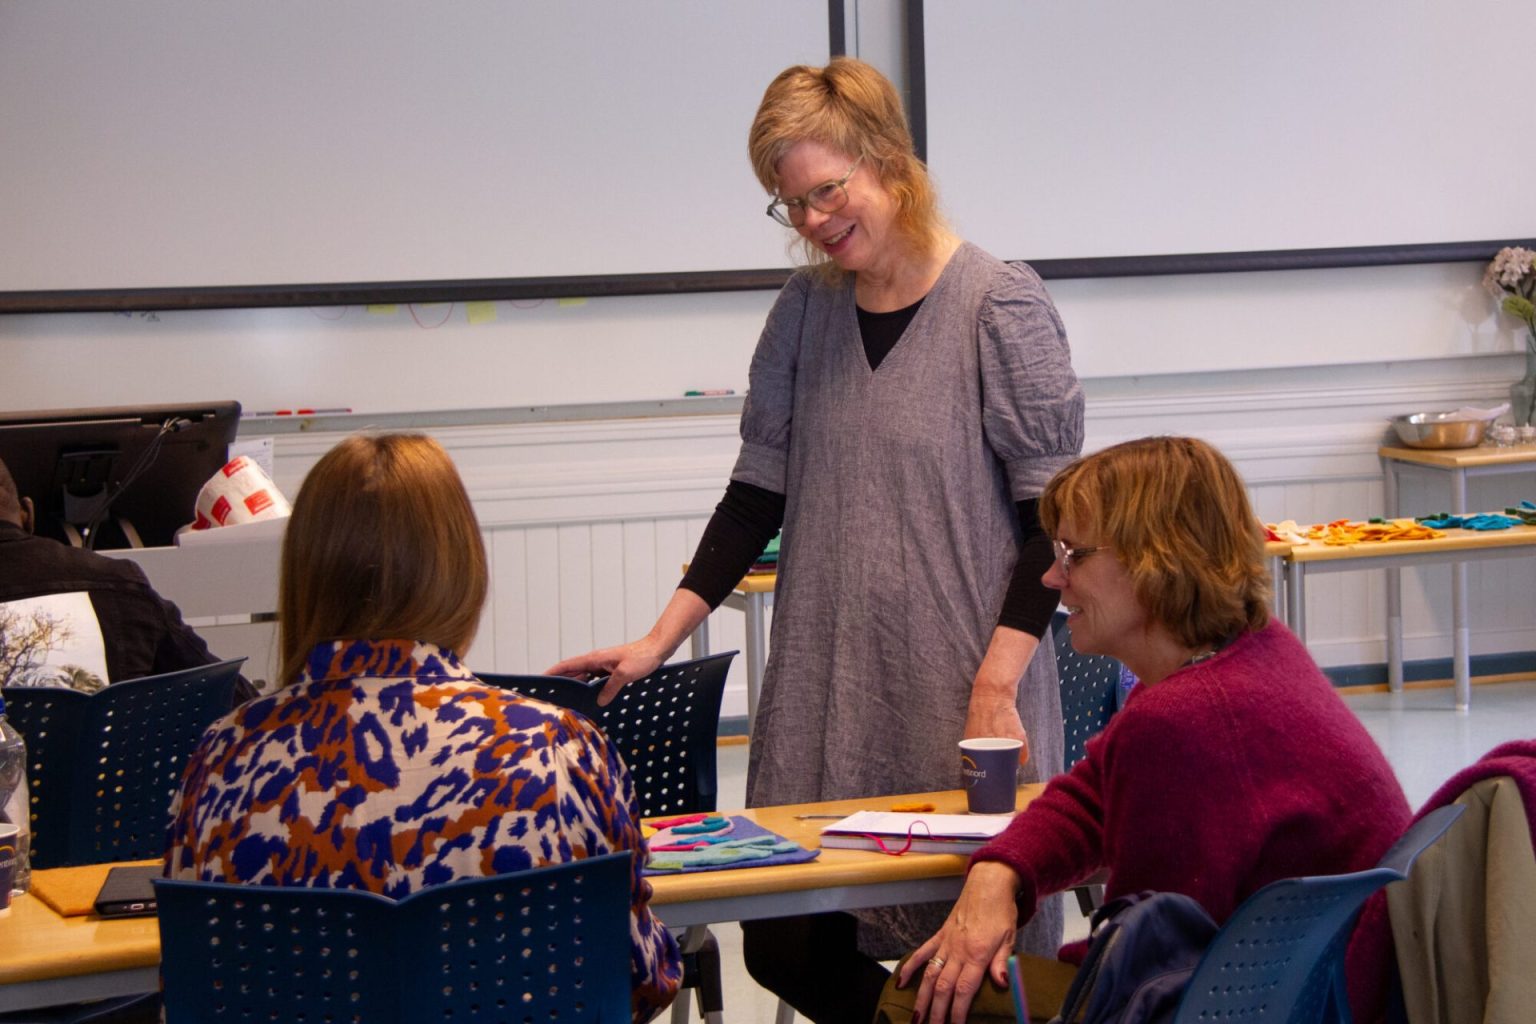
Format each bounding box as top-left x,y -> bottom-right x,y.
683,389 -> 735,397
250,407 -> 354,416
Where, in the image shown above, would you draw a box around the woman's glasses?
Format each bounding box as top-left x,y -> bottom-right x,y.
765,155 -> 863,227
1052,539 -> 1110,578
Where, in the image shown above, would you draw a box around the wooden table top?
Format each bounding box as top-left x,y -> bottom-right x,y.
1379,442 -> 1536,469
0,786 -> 1040,988
683,563 -> 777,594
1286,522 -> 1536,564
730,572 -> 776,594
648,785 -> 1041,909
0,880 -> 161,987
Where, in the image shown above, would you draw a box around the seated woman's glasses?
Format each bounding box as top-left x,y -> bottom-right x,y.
1052,539 -> 1110,578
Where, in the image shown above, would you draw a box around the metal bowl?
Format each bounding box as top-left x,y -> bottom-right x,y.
1390,412 -> 1489,449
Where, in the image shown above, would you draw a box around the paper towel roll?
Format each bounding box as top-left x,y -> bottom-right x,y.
191,456 -> 292,530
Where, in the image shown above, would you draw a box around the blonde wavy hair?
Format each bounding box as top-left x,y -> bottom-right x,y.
748,57 -> 946,282
1039,437 -> 1271,650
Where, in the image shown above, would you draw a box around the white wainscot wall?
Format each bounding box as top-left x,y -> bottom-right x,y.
264,358 -> 1536,720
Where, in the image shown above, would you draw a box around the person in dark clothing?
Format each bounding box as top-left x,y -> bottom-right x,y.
0,456 -> 253,701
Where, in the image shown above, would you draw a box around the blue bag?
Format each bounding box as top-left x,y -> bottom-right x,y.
1047,891 -> 1217,1024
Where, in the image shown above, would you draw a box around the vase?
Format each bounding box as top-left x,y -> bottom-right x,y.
1512,346 -> 1536,428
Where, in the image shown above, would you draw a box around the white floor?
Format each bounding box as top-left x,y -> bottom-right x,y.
680,678 -> 1536,1024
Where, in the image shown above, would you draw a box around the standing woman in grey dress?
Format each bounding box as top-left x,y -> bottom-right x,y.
549,57 -> 1083,1023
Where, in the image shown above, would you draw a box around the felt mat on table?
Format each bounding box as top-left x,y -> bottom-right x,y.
29,859 -> 161,917
644,815 -> 817,875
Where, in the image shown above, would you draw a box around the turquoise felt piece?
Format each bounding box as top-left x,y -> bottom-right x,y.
669,816 -> 731,835
1417,513 -> 1520,530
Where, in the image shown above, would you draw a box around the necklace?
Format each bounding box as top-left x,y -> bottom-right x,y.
1184,648 -> 1219,668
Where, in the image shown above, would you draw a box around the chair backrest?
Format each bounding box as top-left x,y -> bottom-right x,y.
1052,611 -> 1122,768
480,651 -> 735,818
1172,804 -> 1465,1024
155,851 -> 633,1024
3,656 -> 246,868
490,671 -> 605,718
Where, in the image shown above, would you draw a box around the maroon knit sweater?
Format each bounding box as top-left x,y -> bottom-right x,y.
971,620 -> 1411,1021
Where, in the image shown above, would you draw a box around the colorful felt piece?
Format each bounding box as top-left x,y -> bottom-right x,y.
644,815 -> 817,875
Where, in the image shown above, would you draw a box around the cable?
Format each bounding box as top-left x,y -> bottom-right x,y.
82,417 -> 189,550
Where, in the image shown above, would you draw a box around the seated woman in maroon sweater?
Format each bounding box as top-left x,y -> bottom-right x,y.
888,436 -> 1412,1024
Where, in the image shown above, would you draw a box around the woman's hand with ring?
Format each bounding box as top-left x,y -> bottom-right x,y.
899,861 -> 1022,1023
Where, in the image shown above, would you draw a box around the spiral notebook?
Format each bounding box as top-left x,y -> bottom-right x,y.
818,811 -> 1011,854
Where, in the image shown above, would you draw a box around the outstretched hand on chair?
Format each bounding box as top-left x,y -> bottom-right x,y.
546,639 -> 664,706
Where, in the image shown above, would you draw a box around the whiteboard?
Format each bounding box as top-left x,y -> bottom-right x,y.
0,1 -> 829,294
923,1 -> 1535,264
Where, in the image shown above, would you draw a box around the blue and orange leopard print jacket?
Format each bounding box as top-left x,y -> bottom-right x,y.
164,638 -> 681,1022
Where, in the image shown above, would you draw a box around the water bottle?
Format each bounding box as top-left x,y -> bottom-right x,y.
0,694 -> 31,895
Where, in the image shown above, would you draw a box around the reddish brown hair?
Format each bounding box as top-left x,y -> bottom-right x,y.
1040,436 -> 1270,649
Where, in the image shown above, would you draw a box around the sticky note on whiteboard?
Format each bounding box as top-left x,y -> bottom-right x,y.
466,301 -> 497,325
557,297 -> 587,308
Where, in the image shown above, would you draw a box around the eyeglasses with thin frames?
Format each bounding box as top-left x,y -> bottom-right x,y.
1052,539 -> 1110,578
765,154 -> 863,228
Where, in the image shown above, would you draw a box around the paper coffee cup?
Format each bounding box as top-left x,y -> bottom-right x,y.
0,823 -> 18,911
191,456 -> 292,531
960,738 -> 1022,814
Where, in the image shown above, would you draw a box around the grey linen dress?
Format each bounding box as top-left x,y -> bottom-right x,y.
734,242 -> 1085,958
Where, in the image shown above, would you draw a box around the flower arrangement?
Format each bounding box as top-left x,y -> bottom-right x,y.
1484,246 -> 1536,353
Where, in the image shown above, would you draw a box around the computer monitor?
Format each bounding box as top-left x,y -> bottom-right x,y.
0,401 -> 241,549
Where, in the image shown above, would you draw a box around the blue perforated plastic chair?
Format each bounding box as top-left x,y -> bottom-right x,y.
3,657 -> 246,868
1171,804 -> 1465,1024
154,852 -> 633,1024
481,651 -> 734,819
489,670 -> 602,715
1051,611 -> 1122,916
1052,610 -> 1123,770
480,653 -> 735,1024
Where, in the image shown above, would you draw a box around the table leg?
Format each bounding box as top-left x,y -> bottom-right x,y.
1382,456 -> 1404,692
1286,560 -> 1305,643
1269,553 -> 1286,626
689,618 -> 710,660
1452,562 -> 1471,712
1450,469 -> 1471,711
1386,580 -> 1404,693
744,592 -> 767,731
